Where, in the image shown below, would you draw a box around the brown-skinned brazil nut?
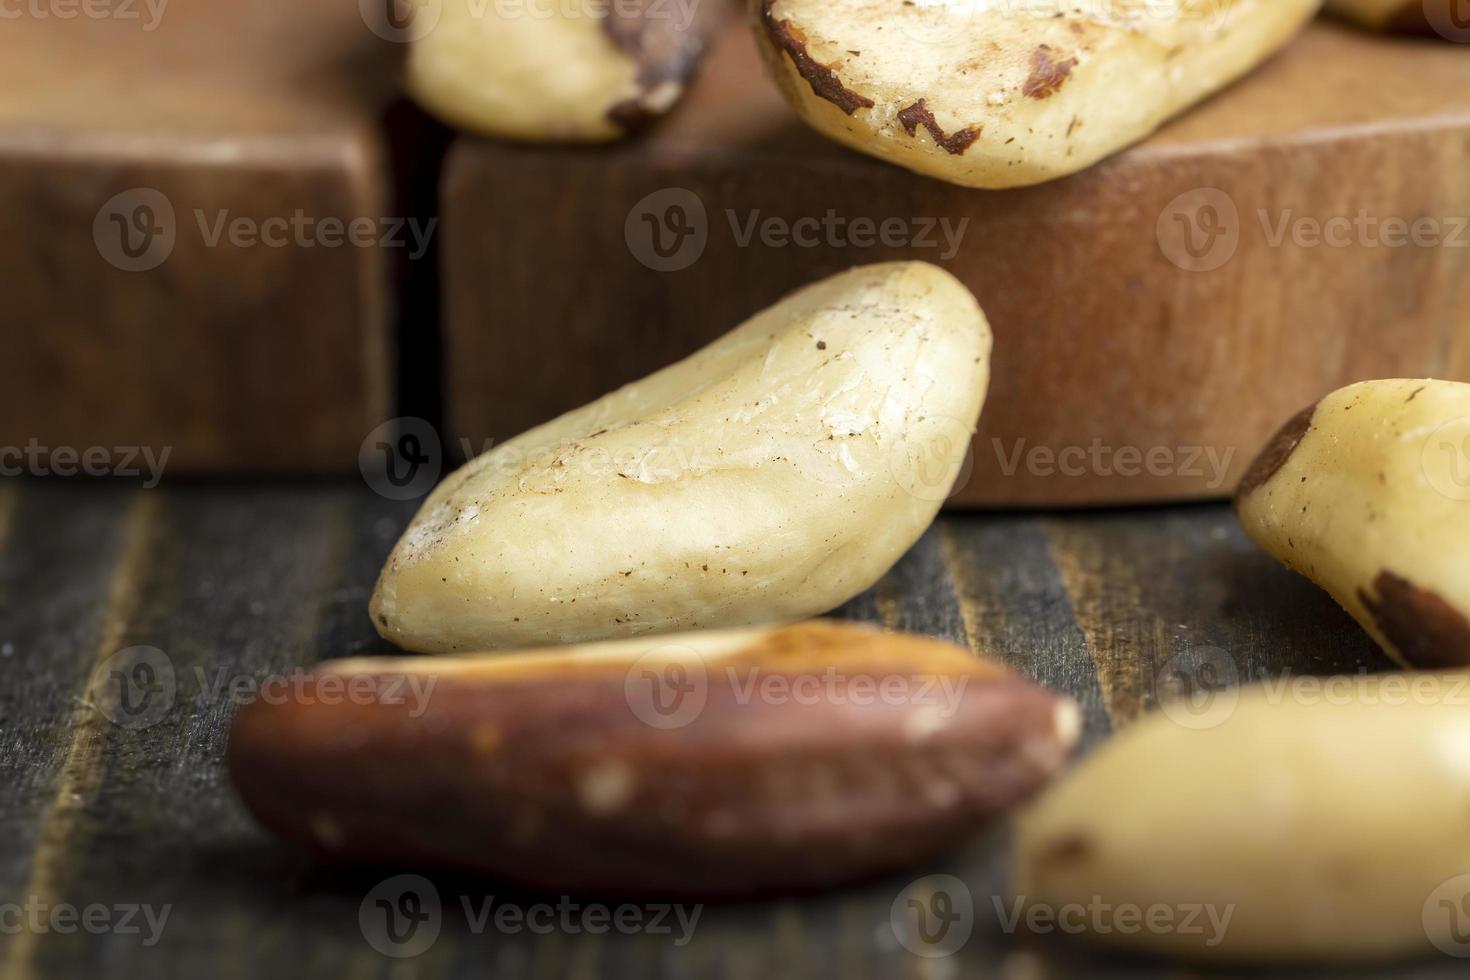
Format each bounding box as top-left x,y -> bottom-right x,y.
227,621 -> 1079,898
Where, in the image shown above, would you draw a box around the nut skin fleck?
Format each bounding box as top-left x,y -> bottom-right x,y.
1359,571 -> 1470,669
1022,45 -> 1079,100
602,0 -> 722,130
1036,832 -> 1093,870
897,99 -> 982,156
760,1 -> 875,115
1234,402 -> 1319,506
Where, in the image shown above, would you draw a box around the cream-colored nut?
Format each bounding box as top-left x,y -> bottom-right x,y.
372,262 -> 991,653
1015,679 -> 1470,962
1235,379 -> 1470,670
407,0 -> 727,141
750,0 -> 1320,188
228,621 -> 1080,898
1325,0 -> 1443,32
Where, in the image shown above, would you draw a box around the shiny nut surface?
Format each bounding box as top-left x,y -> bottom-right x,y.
228,621 -> 1079,898
371,262 -> 991,654
1016,679 -> 1470,962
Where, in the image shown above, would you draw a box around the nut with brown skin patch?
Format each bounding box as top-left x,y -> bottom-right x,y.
227,621 -> 1080,898
1358,571 -> 1470,670
1235,379 -> 1470,669
1017,681 -> 1470,961
749,0 -> 1319,188
407,0 -> 729,142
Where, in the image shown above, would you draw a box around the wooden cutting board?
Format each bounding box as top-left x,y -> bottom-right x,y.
442,18 -> 1470,507
3,482 -> 1427,979
0,0 -> 410,474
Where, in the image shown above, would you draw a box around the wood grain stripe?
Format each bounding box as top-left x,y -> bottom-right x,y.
0,480 -> 19,554
1040,519 -> 1146,726
936,522 -> 983,655
0,491 -> 159,979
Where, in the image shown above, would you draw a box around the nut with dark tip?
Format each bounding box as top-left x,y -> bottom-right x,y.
227,621 -> 1080,898
1234,379 -> 1470,669
408,0 -> 729,142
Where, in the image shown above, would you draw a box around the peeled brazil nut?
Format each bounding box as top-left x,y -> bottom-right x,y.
227,621 -> 1080,898
372,262 -> 990,654
1326,0 -> 1446,32
406,0 -> 727,141
1235,379 -> 1470,670
751,0 -> 1319,188
1015,679 -> 1470,962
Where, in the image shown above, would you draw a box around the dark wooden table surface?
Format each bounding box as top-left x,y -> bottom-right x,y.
0,480 -> 1459,979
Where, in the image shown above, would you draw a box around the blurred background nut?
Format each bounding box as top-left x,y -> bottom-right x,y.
407,0 -> 730,141
227,621 -> 1080,898
1015,679 -> 1470,962
371,262 -> 991,653
1235,379 -> 1470,670
1325,0 -> 1460,34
